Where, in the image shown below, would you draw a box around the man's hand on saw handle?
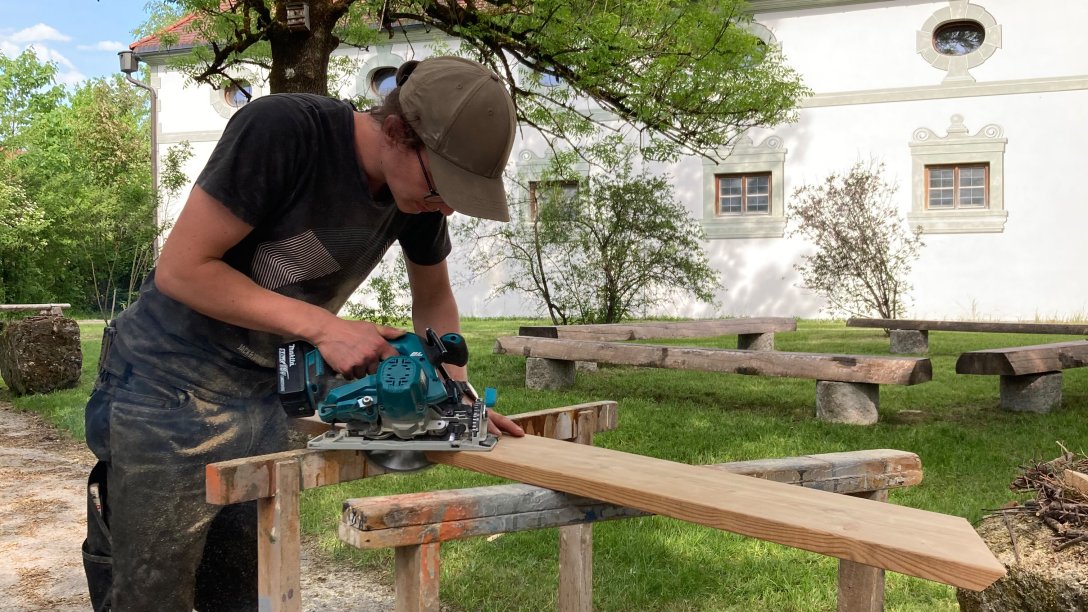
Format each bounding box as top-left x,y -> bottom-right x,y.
312,319 -> 404,379
312,318 -> 525,438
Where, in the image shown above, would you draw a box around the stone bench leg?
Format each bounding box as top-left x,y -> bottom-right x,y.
999,371 -> 1062,413
889,330 -> 927,354
738,332 -> 775,351
816,381 -> 880,425
526,357 -> 576,390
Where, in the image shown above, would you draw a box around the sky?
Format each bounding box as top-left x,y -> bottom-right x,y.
0,0 -> 156,86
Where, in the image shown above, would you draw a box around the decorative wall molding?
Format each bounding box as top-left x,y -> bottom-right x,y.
512,149 -> 589,222
747,0 -> 896,13
802,75 -> 1088,108
209,68 -> 267,119
908,114 -> 1007,234
354,50 -> 407,100
916,1 -> 1002,83
701,134 -> 787,239
160,130 -> 225,144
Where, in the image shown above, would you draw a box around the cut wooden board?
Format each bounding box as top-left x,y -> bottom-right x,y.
519,317 -> 796,341
426,435 -> 1005,591
955,340 -> 1088,376
495,336 -> 932,385
1065,469 -> 1088,497
847,318 -> 1088,335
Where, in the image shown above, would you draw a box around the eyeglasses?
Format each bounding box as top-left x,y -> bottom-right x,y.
415,149 -> 443,204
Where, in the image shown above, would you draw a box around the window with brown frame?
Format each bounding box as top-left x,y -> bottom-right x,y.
528,180 -> 579,220
925,164 -> 989,209
715,173 -> 771,216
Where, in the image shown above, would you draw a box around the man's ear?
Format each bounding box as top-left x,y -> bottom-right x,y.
380,114 -> 409,145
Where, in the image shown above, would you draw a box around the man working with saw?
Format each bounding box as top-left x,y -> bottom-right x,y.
82,56 -> 525,611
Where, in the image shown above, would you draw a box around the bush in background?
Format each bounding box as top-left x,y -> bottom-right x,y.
788,161 -> 923,320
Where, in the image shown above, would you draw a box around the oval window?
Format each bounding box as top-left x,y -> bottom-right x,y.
225,81 -> 252,108
933,20 -> 985,56
371,67 -> 398,99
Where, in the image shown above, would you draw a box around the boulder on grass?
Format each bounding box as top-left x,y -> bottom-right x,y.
0,315 -> 82,395
957,512 -> 1088,611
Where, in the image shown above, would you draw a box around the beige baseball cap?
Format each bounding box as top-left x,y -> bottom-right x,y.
399,57 -> 516,222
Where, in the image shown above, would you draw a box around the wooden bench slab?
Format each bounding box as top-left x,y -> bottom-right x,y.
207,401 -> 619,505
495,336 -> 931,385
955,340 -> 1088,376
519,317 -> 796,341
425,435 -> 1005,591
0,303 -> 71,316
341,449 -> 923,543
847,318 -> 1088,335
205,402 -> 619,612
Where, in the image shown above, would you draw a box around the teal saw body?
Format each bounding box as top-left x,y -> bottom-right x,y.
276,329 -> 496,469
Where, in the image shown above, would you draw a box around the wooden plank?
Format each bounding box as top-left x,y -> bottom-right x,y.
558,410 -> 595,612
342,450 -> 922,535
847,318 -> 1088,335
495,336 -> 932,385
1065,470 -> 1088,497
257,459 -> 302,612
207,448 -> 386,505
519,317 -> 796,341
424,436 -> 1005,591
559,524 -> 592,612
208,402 -> 620,504
955,340 -> 1088,376
287,401 -> 618,440
837,490 -> 887,612
0,303 -> 70,315
394,543 -> 439,612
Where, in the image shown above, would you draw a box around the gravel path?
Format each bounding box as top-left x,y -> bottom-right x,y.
0,400 -> 398,611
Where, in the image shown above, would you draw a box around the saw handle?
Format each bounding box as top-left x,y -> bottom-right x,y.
439,332 -> 469,367
423,328 -> 469,367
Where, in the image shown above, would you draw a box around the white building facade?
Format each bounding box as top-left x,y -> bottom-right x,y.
136,0 -> 1088,321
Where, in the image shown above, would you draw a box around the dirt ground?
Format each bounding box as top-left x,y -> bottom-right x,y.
0,400 -> 398,611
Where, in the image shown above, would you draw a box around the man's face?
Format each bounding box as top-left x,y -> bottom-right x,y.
391,147 -> 454,217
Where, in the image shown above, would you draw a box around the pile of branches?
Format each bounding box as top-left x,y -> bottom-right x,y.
1006,446 -> 1088,552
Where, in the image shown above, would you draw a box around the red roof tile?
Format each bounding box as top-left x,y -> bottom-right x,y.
130,12 -> 203,54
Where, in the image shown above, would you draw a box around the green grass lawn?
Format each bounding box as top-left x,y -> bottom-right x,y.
5,318 -> 1086,611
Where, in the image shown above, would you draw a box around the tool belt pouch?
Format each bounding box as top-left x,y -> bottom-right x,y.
82,461 -> 112,612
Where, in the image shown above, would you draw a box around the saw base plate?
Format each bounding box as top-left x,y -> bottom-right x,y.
306,429 -> 499,472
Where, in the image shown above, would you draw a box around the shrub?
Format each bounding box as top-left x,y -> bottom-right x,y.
788,161 -> 923,319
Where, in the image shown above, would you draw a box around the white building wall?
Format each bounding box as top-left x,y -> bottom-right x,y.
145,0 -> 1088,321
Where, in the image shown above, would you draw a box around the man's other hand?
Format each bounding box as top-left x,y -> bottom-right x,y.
487,411 -> 525,437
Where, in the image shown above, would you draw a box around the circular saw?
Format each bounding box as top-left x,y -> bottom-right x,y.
276,328 -> 497,471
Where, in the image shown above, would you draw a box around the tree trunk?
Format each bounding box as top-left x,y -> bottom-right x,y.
267,1 -> 346,95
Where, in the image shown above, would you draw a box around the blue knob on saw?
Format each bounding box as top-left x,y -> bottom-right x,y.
439,332 -> 469,367
484,387 -> 497,407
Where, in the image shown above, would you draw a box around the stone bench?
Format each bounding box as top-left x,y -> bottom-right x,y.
519,316 -> 797,351
846,318 -> 1088,354
494,336 -> 932,425
340,449 -> 925,612
955,340 -> 1088,412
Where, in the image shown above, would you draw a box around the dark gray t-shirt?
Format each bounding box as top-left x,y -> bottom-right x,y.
114,93 -> 451,397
